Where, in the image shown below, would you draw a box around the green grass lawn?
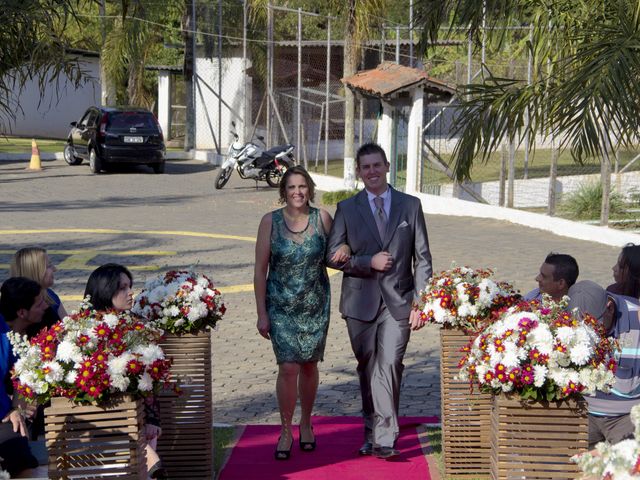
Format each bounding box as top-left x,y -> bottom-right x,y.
214,426 -> 237,478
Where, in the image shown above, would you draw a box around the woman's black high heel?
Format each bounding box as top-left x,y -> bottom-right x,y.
299,427 -> 316,452
275,436 -> 294,460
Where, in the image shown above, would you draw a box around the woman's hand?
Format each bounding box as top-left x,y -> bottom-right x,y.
3,409 -> 27,437
257,314 -> 271,339
330,244 -> 351,264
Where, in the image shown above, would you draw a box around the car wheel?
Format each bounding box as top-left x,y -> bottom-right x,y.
214,166 -> 233,189
63,144 -> 82,165
152,162 -> 165,174
89,149 -> 103,174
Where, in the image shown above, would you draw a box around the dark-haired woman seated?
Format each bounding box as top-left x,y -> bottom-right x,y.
608,243 -> 640,299
84,264 -> 166,479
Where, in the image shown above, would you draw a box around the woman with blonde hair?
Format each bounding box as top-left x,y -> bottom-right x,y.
10,247 -> 67,335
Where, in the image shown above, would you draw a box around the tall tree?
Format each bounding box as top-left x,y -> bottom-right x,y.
329,0 -> 387,188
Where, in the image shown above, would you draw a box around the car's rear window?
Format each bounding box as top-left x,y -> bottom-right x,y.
108,112 -> 155,129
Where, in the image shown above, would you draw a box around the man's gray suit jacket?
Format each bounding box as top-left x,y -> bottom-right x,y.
326,187 -> 432,321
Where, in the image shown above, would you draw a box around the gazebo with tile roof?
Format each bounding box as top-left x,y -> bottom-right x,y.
342,61 -> 455,193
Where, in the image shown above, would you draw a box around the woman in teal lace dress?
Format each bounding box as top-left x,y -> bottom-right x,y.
254,166 -> 349,460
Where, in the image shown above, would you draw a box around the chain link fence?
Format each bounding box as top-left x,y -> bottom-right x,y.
158,3 -> 640,229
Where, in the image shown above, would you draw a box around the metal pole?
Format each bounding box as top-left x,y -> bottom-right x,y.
481,0 -> 487,69
381,23 -> 385,63
409,0 -> 414,67
267,1 -> 273,146
217,0 -> 222,154
395,26 -> 400,64
242,0 -> 247,141
324,18 -> 331,174
508,139 -> 515,207
191,0 -> 197,149
466,27 -> 472,90
298,8 -> 304,167
524,24 -> 533,179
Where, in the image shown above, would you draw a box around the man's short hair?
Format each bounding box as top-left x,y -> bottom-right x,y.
356,143 -> 388,168
567,280 -> 608,320
0,277 -> 42,322
545,253 -> 579,287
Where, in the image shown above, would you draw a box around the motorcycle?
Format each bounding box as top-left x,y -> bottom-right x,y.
214,124 -> 295,189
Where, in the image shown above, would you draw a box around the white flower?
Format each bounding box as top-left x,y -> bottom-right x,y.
108,353 -> 133,378
138,372 -> 153,391
533,365 -> 548,387
111,374 -> 130,392
56,341 -> 83,363
42,362 -> 64,383
133,344 -> 164,365
102,313 -> 120,328
569,342 -> 592,366
65,370 -> 78,384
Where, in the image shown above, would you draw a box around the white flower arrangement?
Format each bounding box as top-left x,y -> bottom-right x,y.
573,404 -> 640,478
132,270 -> 226,334
8,304 -> 172,405
457,296 -> 618,402
417,266 -> 520,331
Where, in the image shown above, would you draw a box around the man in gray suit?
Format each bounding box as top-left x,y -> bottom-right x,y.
327,143 -> 432,459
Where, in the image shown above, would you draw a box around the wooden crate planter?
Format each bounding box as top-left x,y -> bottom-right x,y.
157,330 -> 213,479
45,395 -> 147,479
490,395 -> 588,480
441,328 -> 492,478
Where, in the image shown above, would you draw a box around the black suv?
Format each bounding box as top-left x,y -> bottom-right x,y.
64,106 -> 166,174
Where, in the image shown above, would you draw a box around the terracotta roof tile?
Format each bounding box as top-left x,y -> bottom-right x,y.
341,61 -> 455,99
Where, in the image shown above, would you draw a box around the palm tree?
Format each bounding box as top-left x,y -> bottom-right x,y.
101,0 -> 183,108
415,0 -> 640,223
0,0 -> 89,134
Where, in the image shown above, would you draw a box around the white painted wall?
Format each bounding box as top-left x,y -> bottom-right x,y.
194,54 -> 247,153
4,56 -> 101,139
440,170 -> 640,208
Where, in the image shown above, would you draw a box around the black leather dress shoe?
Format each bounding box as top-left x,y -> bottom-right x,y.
373,446 -> 400,459
358,441 -> 373,456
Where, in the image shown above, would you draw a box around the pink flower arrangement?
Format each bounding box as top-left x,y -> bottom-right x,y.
132,270 -> 226,334
8,306 -> 172,405
417,266 -> 520,332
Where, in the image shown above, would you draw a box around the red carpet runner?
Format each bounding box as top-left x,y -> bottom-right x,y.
219,416 -> 438,480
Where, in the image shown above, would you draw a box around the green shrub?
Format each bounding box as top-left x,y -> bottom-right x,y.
321,189 -> 359,205
560,182 -> 625,220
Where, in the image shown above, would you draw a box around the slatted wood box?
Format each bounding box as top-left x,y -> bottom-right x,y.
45,395 -> 147,479
157,330 -> 213,479
441,328 -> 492,478
490,395 -> 588,480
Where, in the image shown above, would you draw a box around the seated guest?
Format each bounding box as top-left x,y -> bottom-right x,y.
84,264 -> 166,479
0,278 -> 45,476
568,280 -> 640,449
10,247 -> 67,336
525,253 -> 579,301
608,243 -> 640,299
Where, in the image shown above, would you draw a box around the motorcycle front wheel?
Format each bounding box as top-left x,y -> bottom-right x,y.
266,164 -> 289,188
214,165 -> 233,189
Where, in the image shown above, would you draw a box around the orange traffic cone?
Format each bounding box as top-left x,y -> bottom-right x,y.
26,139 -> 42,171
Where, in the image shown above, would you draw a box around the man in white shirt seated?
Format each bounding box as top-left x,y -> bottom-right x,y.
525,252 -> 579,302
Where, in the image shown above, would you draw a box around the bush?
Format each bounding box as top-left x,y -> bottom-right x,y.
560,182 -> 625,220
321,189 -> 359,205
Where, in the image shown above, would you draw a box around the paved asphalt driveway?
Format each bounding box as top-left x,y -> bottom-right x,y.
0,157 -> 620,424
